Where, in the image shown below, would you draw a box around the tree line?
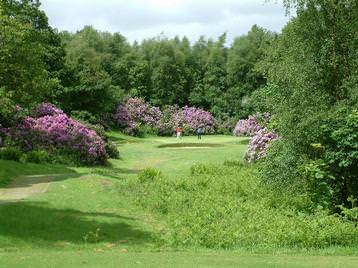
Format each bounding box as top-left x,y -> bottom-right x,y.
0,0 -> 274,124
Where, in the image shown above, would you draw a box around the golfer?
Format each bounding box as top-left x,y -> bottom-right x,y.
176,126 -> 183,139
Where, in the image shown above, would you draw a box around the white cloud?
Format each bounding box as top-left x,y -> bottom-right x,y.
40,0 -> 290,44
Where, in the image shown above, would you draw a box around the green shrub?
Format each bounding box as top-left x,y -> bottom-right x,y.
105,141 -> 120,159
138,168 -> 162,183
71,110 -> 98,125
129,163 -> 358,249
0,147 -> 22,161
23,150 -> 51,164
135,124 -> 158,137
223,160 -> 244,167
320,109 -> 358,207
299,160 -> 334,210
337,196 -> 358,222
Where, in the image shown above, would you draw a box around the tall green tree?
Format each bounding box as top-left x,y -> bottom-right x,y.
0,0 -> 64,110
260,0 -> 358,205
225,25 -> 274,117
57,26 -> 124,115
190,34 -> 227,116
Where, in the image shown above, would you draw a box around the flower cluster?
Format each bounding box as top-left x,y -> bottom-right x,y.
245,128 -> 278,162
114,98 -> 215,135
233,116 -> 262,137
11,103 -> 106,165
234,114 -> 278,162
114,97 -> 162,134
170,106 -> 215,134
35,102 -> 64,118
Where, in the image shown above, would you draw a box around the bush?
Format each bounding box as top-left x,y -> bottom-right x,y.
0,147 -> 22,161
138,168 -> 163,183
23,150 -> 51,164
35,102 -> 64,118
318,108 -> 358,207
114,97 -> 162,135
114,98 -> 216,136
10,103 -> 107,165
214,116 -> 237,135
128,163 -> 358,249
233,115 -> 262,137
245,128 -> 279,162
234,114 -> 279,162
71,110 -> 98,125
299,159 -> 334,210
105,141 -> 120,159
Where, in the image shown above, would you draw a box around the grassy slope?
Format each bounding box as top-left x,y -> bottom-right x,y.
0,160 -> 75,187
0,134 -> 357,268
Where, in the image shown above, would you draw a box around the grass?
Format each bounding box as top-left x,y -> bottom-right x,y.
0,133 -> 357,267
1,251 -> 358,268
0,160 -> 76,187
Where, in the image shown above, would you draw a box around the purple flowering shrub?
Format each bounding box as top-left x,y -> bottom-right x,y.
233,116 -> 262,137
114,98 -> 215,136
114,97 -> 162,135
245,128 -> 279,162
171,106 -> 215,134
36,102 -> 64,117
156,105 -> 180,135
234,113 -> 279,162
11,103 -> 106,165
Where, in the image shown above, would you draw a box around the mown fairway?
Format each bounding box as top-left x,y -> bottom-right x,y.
0,134 -> 357,268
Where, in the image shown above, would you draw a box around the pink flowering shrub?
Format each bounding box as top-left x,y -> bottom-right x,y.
234,113 -> 279,162
114,98 -> 215,136
171,106 -> 215,134
11,103 -> 106,165
245,128 -> 278,162
114,97 -> 162,135
233,116 -> 262,137
157,105 -> 180,135
36,102 -> 64,118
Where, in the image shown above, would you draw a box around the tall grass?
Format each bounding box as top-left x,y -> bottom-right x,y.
128,162 -> 358,249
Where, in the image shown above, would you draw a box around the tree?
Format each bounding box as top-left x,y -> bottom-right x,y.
226,25 -> 274,117
57,26 -> 124,116
260,0 -> 358,206
0,0 -> 65,107
190,34 -> 228,116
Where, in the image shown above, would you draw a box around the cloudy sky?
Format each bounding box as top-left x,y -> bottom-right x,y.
40,0 -> 290,44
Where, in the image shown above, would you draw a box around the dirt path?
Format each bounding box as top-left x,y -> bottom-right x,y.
0,175 -> 54,203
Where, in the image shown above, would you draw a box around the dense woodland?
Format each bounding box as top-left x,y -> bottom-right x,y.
0,0 -> 274,120
0,0 -> 357,219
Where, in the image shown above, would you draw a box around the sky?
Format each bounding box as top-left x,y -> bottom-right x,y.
40,0 -> 291,44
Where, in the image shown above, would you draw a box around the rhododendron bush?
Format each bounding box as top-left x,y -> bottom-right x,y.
114,98 -> 215,136
245,128 -> 279,162
11,103 -> 106,165
234,114 -> 278,162
170,106 -> 215,134
114,97 -> 162,135
233,116 -> 262,137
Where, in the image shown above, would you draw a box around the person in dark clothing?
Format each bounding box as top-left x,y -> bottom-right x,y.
197,126 -> 205,140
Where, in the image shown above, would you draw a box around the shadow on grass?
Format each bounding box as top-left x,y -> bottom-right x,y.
157,143 -> 224,148
3,173 -> 82,189
107,134 -> 143,145
236,138 -> 250,145
0,202 -> 154,247
0,161 -> 80,189
91,167 -> 142,180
